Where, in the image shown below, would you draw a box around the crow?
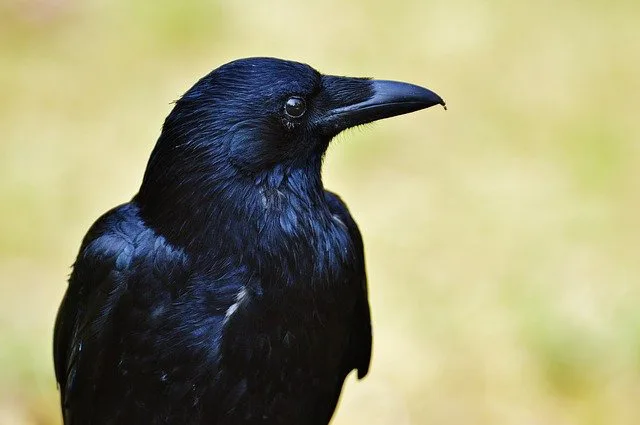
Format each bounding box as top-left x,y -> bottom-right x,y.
54,57 -> 444,425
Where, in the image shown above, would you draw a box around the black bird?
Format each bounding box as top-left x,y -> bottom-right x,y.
54,57 -> 444,425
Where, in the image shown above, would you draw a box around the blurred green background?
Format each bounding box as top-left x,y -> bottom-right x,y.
1,0 -> 639,424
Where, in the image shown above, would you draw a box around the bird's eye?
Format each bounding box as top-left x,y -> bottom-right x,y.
284,97 -> 306,118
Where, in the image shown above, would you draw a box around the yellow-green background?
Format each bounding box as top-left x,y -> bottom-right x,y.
1,1 -> 638,424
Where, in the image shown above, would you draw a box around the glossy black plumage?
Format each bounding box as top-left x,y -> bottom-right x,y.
54,57 -> 444,425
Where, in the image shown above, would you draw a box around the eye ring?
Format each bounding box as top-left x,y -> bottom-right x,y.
284,97 -> 306,118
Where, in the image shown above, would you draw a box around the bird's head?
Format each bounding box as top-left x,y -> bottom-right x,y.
137,58 -> 444,243
147,57 -> 445,178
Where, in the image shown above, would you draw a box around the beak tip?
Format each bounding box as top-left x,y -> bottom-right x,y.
416,86 -> 445,112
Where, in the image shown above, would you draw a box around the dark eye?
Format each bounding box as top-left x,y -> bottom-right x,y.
284,97 -> 306,118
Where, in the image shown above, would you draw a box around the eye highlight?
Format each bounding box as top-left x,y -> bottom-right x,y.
284,97 -> 306,118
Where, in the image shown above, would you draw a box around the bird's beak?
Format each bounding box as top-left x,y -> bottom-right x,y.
315,78 -> 445,136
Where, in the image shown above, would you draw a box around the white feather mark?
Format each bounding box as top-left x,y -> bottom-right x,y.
224,287 -> 248,324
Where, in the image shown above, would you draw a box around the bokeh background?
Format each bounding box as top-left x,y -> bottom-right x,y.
1,0 -> 639,424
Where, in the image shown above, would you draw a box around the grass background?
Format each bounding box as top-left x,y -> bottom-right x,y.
1,0 -> 639,424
